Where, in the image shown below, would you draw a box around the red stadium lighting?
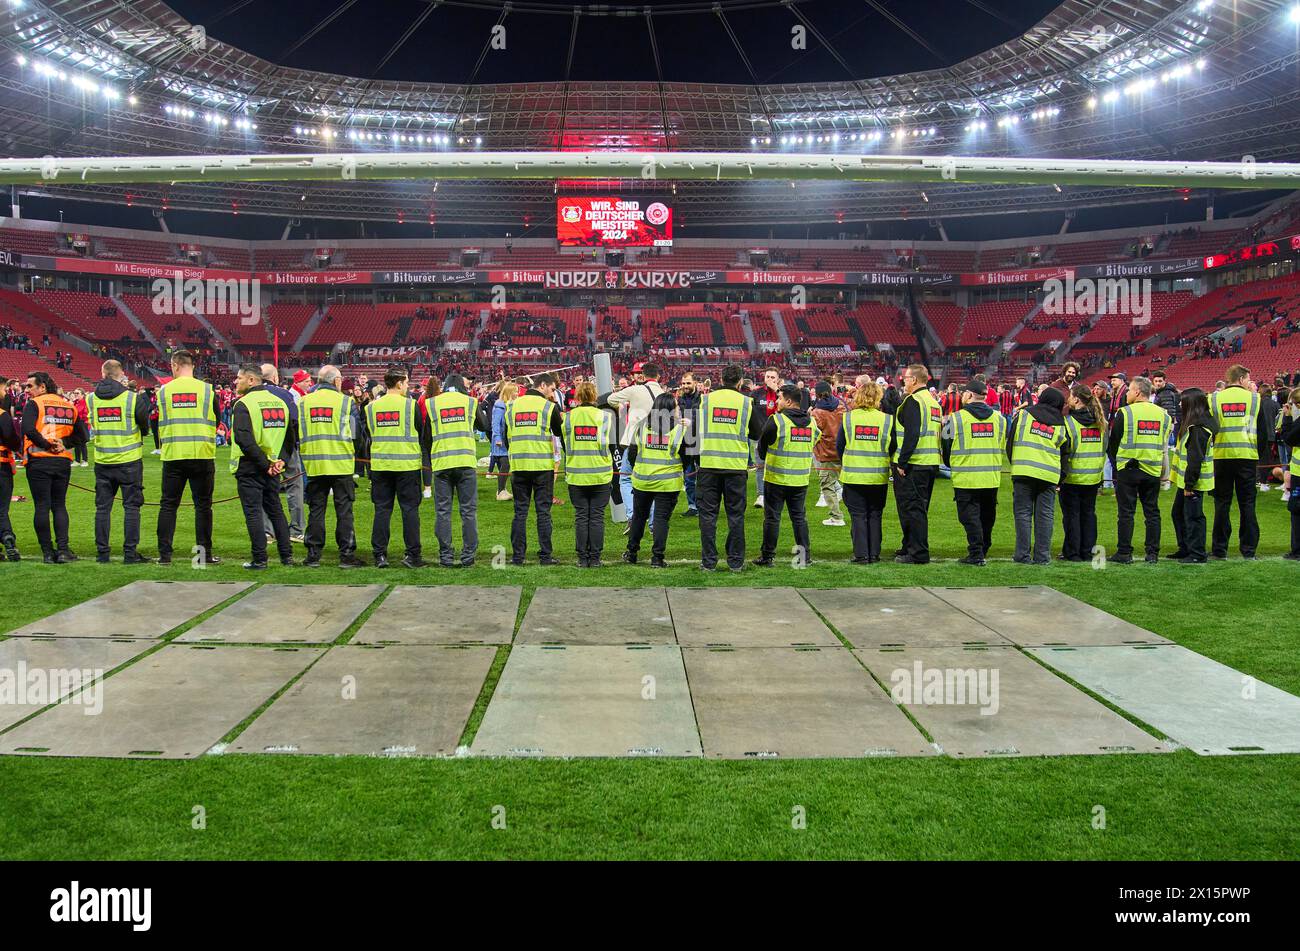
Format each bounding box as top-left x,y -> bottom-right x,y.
231,200 -> 239,215
125,191 -> 134,207
397,211 -> 405,224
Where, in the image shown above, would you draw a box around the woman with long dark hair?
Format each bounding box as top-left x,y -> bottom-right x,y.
1169,387 -> 1217,563
623,392 -> 686,568
1060,384 -> 1107,561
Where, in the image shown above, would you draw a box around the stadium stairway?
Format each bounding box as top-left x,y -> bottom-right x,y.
739,310 -> 758,353
771,309 -> 793,354
111,294 -> 164,355
986,299 -> 1045,375
293,305 -> 326,352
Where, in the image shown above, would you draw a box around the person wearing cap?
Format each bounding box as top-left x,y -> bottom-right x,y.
426,373 -> 489,568
753,384 -> 819,567
942,376 -> 1005,566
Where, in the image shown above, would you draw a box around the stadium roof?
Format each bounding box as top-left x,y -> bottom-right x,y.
2,0 -> 1299,226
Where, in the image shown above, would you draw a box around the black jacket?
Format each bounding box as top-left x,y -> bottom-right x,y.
232,385 -> 297,474
757,407 -> 812,460
893,389 -> 935,470
1180,422 -> 1216,489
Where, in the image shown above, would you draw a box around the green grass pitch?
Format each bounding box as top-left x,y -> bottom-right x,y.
1,449 -> 1297,860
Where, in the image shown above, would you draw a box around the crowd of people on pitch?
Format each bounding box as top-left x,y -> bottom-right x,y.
1,351 -> 1298,570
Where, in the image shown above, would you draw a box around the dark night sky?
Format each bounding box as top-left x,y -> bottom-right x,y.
168,0 -> 1062,86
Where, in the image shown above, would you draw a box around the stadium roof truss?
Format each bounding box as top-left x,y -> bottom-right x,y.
0,0 -> 1297,225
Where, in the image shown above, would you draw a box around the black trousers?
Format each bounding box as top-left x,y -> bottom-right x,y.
1115,464 -> 1161,558
0,466 -> 13,542
1289,488 -> 1300,557
760,481 -> 809,562
26,459 -> 72,555
304,472 -> 356,558
1058,482 -> 1100,560
894,465 -> 936,562
842,482 -> 887,561
1172,489 -> 1207,560
1211,459 -> 1260,558
510,469 -> 554,561
370,468 -> 423,559
627,489 -> 678,561
569,482 -> 611,565
94,460 -> 144,557
954,486 -> 998,559
157,459 -> 215,560
236,466 -> 292,564
696,468 -> 748,569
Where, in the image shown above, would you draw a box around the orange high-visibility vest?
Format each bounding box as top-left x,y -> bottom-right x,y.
25,393 -> 76,461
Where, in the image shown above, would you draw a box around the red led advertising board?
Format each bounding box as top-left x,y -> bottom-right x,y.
556,197 -> 673,247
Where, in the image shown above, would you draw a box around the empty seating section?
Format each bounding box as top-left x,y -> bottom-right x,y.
1160,230 -> 1230,259
637,248 -> 740,268
95,236 -> 178,263
30,290 -> 139,341
336,248 -> 455,269
0,228 -> 62,255
447,309 -> 482,344
783,307 -> 855,348
850,301 -> 913,347
1046,238 -> 1135,266
964,299 -> 1036,345
484,248 -> 583,269
265,303 -> 318,346
915,249 -> 978,272
1079,292 -> 1192,345
205,246 -> 252,270
747,311 -> 778,344
920,301 -> 963,347
641,308 -> 727,347
255,248 -> 311,270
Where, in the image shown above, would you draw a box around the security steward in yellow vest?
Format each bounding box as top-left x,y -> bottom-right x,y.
87,360 -> 151,564
21,371 -> 88,563
363,368 -> 432,569
230,363 -> 295,569
298,364 -> 364,569
1107,376 -> 1171,563
623,393 -> 687,568
155,349 -> 221,566
892,364 -> 942,564
507,372 -> 564,566
1208,365 -> 1267,559
754,384 -> 819,567
1169,387 -> 1217,564
1059,386 -> 1107,562
1007,386 -> 1069,565
695,363 -> 763,572
941,377 -> 1005,566
563,381 -> 615,568
837,382 -> 893,564
0,377 -> 22,561
425,374 -> 488,568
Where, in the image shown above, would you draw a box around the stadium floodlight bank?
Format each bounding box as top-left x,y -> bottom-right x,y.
1,152 -> 1299,189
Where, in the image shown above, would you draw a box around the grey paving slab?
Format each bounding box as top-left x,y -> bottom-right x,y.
517,587 -> 675,645
0,638 -> 158,732
926,585 -> 1170,647
471,645 -> 701,757
0,644 -> 323,759
683,646 -> 934,759
230,645 -> 494,756
6,581 -> 253,639
1028,644 -> 1300,755
667,587 -> 840,647
351,585 -> 520,645
801,587 -> 1008,648
177,584 -> 385,643
854,645 -> 1167,758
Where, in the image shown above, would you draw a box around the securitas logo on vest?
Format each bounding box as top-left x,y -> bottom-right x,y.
645,433 -> 671,448
711,407 -> 738,425
855,425 -> 880,440
171,392 -> 198,409
1137,419 -> 1163,435
1221,402 -> 1247,418
1030,420 -> 1057,439
789,427 -> 814,443
375,411 -> 402,427
514,411 -> 539,426
49,881 -> 151,932
260,408 -> 287,428
44,405 -> 76,425
309,407 -> 334,423
573,425 -> 598,441
1080,427 -> 1102,442
439,407 -> 467,424
971,423 -> 995,437
96,407 -> 123,423
929,407 -> 942,422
